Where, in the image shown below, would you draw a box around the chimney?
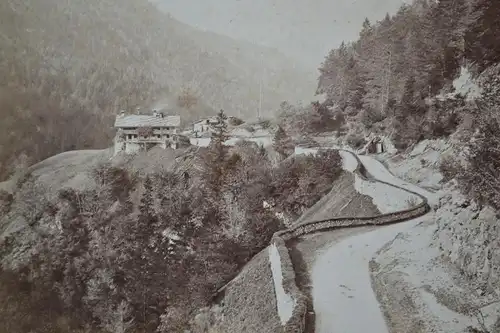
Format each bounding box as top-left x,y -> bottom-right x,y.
119,110 -> 125,117
153,109 -> 159,117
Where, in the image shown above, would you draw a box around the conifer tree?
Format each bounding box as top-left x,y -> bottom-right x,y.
204,109 -> 230,198
138,176 -> 155,223
273,125 -> 293,159
212,109 -> 229,152
465,0 -> 500,72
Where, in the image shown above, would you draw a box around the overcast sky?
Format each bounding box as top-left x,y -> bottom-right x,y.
151,0 -> 408,69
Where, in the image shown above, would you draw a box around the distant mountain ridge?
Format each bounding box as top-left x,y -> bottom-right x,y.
1,0 -> 315,120
0,0 -> 317,178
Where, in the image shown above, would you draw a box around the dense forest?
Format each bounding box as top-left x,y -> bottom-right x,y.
311,0 -> 500,212
315,0 -> 500,140
0,0 -> 314,181
0,112 -> 342,333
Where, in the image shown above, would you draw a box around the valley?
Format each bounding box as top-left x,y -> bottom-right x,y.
1,0 -> 500,332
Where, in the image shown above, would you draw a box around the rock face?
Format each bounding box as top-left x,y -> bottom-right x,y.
382,137 -> 498,291
434,185 -> 500,298
369,187 -> 500,333
382,139 -> 455,191
373,138 -> 500,332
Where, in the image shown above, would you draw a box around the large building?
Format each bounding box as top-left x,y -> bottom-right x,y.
114,110 -> 181,155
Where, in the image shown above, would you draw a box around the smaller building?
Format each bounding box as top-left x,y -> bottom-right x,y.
114,110 -> 181,155
365,136 -> 385,154
193,116 -> 220,134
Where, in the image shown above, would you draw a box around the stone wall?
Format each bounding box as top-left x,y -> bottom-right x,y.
271,236 -> 308,333
269,150 -> 430,333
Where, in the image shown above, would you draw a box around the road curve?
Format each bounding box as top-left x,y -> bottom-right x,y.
311,153 -> 431,333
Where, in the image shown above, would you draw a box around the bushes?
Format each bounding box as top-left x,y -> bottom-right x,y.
0,190 -> 13,216
228,117 -> 244,126
14,175 -> 52,227
0,267 -> 92,333
270,149 -> 342,219
1,143 -> 292,332
360,108 -> 385,129
0,142 -> 345,333
458,116 -> 500,211
273,126 -> 294,159
91,163 -> 137,202
259,119 -> 272,129
439,155 -> 460,183
345,133 -> 366,149
440,113 -> 500,212
277,101 -> 346,136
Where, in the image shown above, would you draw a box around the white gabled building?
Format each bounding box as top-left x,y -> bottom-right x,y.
114,110 -> 181,155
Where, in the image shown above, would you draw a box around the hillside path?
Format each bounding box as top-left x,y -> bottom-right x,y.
311,153 -> 432,333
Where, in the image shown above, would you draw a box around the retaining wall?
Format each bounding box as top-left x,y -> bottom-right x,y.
269,150 -> 430,333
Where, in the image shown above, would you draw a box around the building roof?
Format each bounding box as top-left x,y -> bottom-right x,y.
115,115 -> 181,128
194,116 -> 219,125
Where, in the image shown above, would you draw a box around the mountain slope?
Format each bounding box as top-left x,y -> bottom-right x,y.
0,0 -> 316,179
1,0 -> 315,119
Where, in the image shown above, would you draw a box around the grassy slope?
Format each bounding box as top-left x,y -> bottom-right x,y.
295,171 -> 381,224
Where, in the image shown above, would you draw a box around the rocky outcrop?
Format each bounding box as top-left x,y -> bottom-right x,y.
434,186 -> 500,299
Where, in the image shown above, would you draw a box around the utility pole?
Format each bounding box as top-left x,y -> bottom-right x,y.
258,52 -> 263,121
258,79 -> 262,121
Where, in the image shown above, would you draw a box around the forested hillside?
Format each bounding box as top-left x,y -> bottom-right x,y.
0,0 -> 315,180
310,0 -> 500,213
316,0 -> 498,145
0,112 -> 342,332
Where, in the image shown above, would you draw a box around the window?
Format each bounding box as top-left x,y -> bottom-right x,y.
133,134 -> 137,139
166,134 -> 170,138
206,120 -> 209,124
157,135 -> 161,139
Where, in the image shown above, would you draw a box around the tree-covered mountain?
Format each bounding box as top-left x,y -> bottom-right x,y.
0,0 -> 315,180
316,0 -> 468,136
313,0 -> 500,214
315,0 -> 500,146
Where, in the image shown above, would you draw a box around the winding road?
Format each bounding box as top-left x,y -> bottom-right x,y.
310,151 -> 433,333
216,144 -> 433,333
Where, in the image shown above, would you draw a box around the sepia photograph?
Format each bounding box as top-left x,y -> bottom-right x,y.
0,0 -> 499,332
